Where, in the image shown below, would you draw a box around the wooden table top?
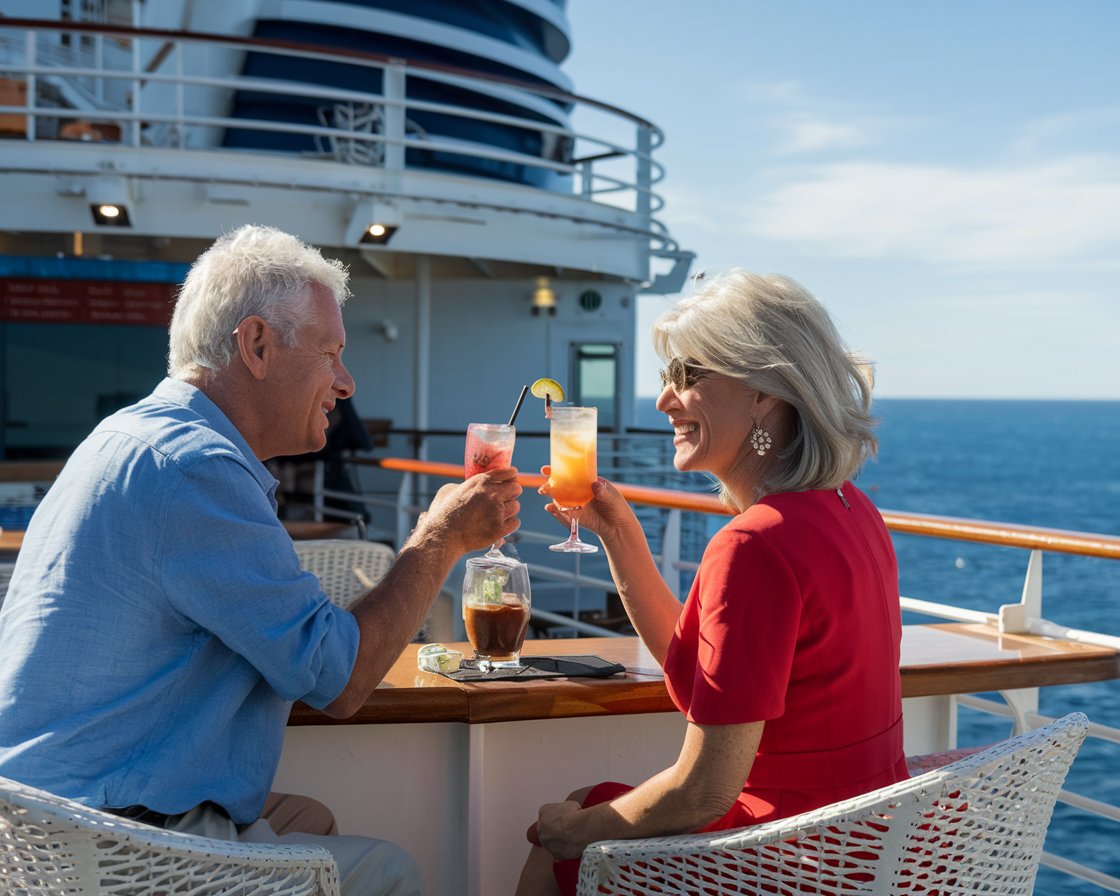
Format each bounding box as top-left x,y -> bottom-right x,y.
288,624 -> 1120,727
0,529 -> 24,554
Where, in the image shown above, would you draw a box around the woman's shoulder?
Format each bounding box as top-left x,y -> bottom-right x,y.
718,484 -> 873,545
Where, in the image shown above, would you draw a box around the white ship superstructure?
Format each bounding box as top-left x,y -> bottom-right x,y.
0,0 -> 692,459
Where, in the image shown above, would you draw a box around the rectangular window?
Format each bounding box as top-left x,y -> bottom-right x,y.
571,342 -> 619,431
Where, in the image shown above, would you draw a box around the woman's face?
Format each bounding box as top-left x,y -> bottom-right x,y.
655,360 -> 757,482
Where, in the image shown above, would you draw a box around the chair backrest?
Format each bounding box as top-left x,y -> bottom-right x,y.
578,712 -> 1089,896
293,539 -> 396,609
0,775 -> 339,896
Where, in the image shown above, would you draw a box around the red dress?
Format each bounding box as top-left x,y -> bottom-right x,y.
553,483 -> 908,893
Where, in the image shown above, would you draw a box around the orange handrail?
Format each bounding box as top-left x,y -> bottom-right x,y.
374,457 -> 728,514
371,456 -> 1120,560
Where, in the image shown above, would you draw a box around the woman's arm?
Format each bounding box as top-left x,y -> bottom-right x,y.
533,719 -> 764,861
544,476 -> 684,662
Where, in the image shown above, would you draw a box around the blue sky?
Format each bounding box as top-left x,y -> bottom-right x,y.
564,0 -> 1120,399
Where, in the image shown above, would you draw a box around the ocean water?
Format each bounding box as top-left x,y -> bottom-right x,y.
637,398 -> 1120,890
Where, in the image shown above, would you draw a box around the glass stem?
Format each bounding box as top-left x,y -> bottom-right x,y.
569,511 -> 580,543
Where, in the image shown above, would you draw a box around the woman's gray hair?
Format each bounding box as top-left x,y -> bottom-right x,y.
651,270 -> 877,500
167,224 -> 350,380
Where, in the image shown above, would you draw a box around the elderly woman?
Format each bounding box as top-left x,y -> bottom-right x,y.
517,271 -> 908,896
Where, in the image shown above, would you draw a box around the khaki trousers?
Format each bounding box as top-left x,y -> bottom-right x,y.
167,791 -> 422,896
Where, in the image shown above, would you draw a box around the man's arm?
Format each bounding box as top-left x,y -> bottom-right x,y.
323,468 -> 521,717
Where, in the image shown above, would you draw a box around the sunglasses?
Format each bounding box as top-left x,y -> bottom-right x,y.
658,358 -> 712,391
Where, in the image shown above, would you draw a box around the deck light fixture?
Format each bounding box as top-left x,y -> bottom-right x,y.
532,276 -> 556,316
90,202 -> 131,227
359,222 -> 397,245
87,176 -> 133,228
347,199 -> 400,246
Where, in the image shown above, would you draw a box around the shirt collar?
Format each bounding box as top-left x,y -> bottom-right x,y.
153,377 -> 278,500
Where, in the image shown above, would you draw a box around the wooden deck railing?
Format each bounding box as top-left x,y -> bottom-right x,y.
374,456 -> 1120,560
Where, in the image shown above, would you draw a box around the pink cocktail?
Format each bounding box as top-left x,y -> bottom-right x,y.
465,423 -> 516,559
465,423 -> 516,477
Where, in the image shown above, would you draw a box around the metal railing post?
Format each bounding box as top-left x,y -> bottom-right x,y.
661,508 -> 681,599
635,123 -> 653,224
395,471 -> 414,549
1000,549 -> 1043,634
382,63 -> 405,171
311,461 -> 325,522
130,27 -> 142,146
25,30 -> 37,141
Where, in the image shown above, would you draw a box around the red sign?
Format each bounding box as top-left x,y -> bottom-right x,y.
0,279 -> 177,326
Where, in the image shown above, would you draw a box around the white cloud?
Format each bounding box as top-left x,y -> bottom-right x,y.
741,156 -> 1120,270
1013,106 -> 1120,155
736,79 -> 893,155
783,118 -> 870,153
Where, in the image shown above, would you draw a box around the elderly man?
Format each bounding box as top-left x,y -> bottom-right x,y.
0,225 -> 521,895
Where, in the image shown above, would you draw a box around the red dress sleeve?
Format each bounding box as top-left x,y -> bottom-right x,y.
665,519 -> 804,725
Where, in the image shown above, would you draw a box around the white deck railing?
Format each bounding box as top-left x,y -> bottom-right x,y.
334,445 -> 1120,894
0,16 -> 689,276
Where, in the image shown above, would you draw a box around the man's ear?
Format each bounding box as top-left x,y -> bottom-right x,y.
234,316 -> 272,381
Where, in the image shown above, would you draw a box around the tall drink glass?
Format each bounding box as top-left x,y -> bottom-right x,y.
462,556 -> 531,671
548,406 -> 599,553
465,422 -> 516,560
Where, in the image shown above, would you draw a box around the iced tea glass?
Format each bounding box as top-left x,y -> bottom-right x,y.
465,422 -> 516,560
548,406 -> 598,553
461,556 -> 531,671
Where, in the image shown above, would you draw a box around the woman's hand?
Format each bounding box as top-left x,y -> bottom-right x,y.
529,800 -> 585,861
539,469 -> 635,542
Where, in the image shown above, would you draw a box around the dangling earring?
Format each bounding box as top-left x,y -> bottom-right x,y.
750,419 -> 772,456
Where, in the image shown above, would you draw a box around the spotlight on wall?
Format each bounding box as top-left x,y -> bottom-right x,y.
532,276 -> 557,316
347,199 -> 401,246
90,202 -> 131,227
87,176 -> 134,228
359,222 -> 397,245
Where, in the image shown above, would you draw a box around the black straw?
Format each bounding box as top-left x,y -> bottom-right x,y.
508,385 -> 529,426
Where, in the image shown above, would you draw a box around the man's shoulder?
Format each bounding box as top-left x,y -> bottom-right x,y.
95,392 -> 250,475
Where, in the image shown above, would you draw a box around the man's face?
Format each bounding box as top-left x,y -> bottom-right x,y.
270,283 -> 355,457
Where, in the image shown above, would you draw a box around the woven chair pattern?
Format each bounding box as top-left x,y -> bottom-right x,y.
577,712 -> 1088,896
0,775 -> 340,896
293,539 -> 396,610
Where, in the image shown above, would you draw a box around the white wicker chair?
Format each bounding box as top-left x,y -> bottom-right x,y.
577,712 -> 1088,896
0,775 -> 340,896
292,539 -> 396,610
292,538 -> 453,641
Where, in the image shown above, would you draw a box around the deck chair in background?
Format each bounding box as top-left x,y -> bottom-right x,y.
577,712 -> 1088,896
0,775 -> 339,896
293,538 -> 453,642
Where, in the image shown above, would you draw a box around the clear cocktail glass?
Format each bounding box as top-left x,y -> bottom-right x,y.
465,422 -> 516,560
547,405 -> 599,553
461,556 -> 531,671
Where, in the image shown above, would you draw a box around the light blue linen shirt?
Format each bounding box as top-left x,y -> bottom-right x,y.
0,378 -> 360,822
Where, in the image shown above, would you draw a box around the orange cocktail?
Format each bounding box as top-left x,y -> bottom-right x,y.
548,406 -> 598,553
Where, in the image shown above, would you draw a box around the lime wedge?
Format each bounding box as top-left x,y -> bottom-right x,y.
530,378 -> 564,402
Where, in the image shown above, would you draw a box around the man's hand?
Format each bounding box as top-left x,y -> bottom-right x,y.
328,467 -> 521,717
414,467 -> 521,554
